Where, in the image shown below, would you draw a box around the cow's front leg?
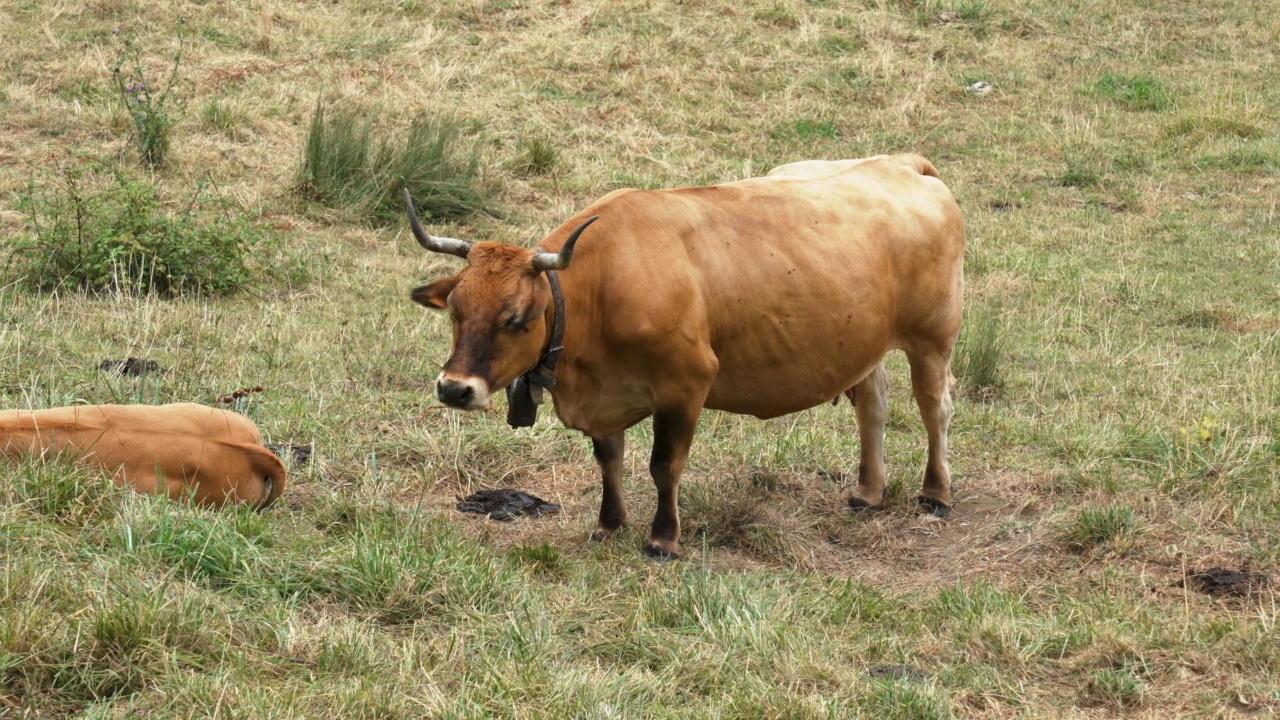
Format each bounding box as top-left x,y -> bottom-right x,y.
848,363 -> 889,511
590,432 -> 627,541
645,405 -> 702,561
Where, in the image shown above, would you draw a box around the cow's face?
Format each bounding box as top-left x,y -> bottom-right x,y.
413,243 -> 551,410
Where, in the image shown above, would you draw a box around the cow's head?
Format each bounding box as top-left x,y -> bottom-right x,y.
406,189 -> 598,410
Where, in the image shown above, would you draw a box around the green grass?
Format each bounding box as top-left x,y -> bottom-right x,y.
1,0 -> 1279,716
1091,72 -> 1173,111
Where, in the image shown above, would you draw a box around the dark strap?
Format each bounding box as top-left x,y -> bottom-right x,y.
525,269 -> 564,389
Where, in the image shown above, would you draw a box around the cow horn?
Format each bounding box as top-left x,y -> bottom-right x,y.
532,215 -> 600,272
405,188 -> 472,259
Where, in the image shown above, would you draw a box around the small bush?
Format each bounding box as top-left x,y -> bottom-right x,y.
111,24 -> 193,167
954,303 -> 1004,401
1092,73 -> 1171,111
8,157 -> 262,296
297,102 -> 486,224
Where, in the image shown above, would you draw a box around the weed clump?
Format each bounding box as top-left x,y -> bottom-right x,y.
7,157 -> 263,296
111,24 -> 193,168
297,102 -> 487,224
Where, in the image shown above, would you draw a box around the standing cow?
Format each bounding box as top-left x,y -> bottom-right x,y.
409,154 -> 964,559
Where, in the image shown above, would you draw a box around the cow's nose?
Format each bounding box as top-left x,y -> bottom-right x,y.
437,378 -> 475,408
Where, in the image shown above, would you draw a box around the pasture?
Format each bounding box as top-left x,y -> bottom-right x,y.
1,0 -> 1278,717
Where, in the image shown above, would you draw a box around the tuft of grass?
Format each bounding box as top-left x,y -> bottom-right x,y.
511,134 -> 559,177
199,98 -> 254,140
953,302 -> 1004,401
1059,161 -> 1101,188
296,102 -> 487,225
1084,667 -> 1144,708
1091,72 -> 1171,111
1063,504 -> 1141,549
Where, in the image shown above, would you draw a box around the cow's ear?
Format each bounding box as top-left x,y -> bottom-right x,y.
411,276 -> 459,309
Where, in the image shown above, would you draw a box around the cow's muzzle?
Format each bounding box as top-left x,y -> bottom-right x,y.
436,374 -> 490,410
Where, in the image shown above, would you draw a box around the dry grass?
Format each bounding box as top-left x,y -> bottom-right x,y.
2,0 -> 1279,717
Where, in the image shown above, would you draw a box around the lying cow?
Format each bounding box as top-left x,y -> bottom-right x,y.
0,403 -> 286,510
408,153 -> 964,559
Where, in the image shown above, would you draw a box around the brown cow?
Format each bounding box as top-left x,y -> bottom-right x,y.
409,153 -> 964,559
0,403 -> 286,510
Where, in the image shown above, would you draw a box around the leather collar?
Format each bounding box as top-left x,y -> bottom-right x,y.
505,266 -> 565,427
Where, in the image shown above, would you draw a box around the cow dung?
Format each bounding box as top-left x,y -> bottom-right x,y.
456,488 -> 561,522
1180,567 -> 1270,597
266,444 -> 313,466
865,664 -> 928,682
98,357 -> 165,376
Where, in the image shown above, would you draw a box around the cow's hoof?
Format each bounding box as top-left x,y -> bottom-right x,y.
918,496 -> 951,518
643,541 -> 681,562
848,496 -> 885,513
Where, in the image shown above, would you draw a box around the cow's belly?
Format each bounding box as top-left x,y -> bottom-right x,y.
702,332 -> 889,419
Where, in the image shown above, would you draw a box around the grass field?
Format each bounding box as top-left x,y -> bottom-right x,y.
2,0 -> 1278,717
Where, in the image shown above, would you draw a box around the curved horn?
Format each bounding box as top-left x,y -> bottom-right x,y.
404,188 -> 472,258
532,215 -> 600,273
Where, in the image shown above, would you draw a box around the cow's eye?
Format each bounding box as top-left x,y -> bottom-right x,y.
504,315 -> 528,333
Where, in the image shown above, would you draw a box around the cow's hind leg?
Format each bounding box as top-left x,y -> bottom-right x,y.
644,405 -> 702,561
590,432 -> 628,541
907,350 -> 954,517
848,363 -> 889,512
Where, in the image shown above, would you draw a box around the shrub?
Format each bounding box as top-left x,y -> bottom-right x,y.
111,24 -> 193,167
297,102 -> 487,224
8,157 -> 262,296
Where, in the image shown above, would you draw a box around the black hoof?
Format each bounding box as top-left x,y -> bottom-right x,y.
643,542 -> 681,562
918,497 -> 951,518
848,496 -> 885,513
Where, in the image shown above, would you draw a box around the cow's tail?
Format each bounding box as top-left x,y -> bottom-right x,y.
247,444 -> 288,511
